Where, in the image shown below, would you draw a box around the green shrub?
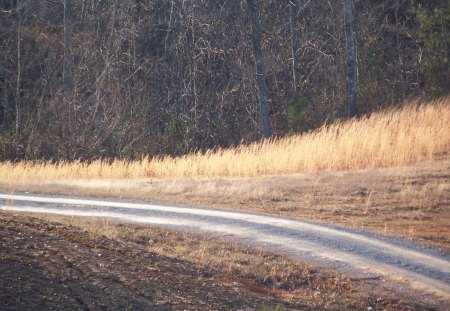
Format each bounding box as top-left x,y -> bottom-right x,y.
285,93 -> 309,132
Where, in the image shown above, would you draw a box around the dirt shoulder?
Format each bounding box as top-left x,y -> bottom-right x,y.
1,212 -> 445,310
2,159 -> 449,252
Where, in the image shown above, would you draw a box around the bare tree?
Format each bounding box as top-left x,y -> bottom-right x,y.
247,0 -> 272,138
0,0 -> 441,161
63,0 -> 74,102
288,0 -> 298,94
344,0 -> 358,117
15,0 -> 22,140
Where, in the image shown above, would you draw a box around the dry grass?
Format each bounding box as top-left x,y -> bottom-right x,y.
1,97 -> 449,181
38,215 -> 318,291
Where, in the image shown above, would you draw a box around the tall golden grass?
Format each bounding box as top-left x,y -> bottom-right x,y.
1,97 -> 449,181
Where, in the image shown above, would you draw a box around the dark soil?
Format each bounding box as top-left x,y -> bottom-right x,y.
0,213 -> 301,311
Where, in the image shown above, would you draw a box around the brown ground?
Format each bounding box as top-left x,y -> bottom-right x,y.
0,212 -> 290,310
3,159 -> 449,252
1,212 -> 445,310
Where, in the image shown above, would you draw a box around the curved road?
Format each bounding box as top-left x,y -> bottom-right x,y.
1,192 -> 449,301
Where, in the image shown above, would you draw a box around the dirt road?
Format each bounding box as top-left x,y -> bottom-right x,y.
1,192 -> 449,302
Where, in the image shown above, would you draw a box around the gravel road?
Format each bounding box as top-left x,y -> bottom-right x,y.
1,192 -> 449,301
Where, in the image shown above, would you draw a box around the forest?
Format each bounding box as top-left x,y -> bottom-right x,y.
0,0 -> 448,161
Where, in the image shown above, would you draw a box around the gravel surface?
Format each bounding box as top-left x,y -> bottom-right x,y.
1,192 -> 450,302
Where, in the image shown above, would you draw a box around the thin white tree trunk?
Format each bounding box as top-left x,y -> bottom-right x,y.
64,0 -> 74,102
344,0 -> 358,117
289,0 -> 298,94
15,0 -> 22,139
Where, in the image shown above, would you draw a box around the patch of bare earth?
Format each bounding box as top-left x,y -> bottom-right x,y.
1,212 -> 445,310
0,212 -> 292,310
2,159 -> 449,252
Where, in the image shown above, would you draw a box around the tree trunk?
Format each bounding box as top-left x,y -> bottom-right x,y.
247,0 -> 272,138
63,0 -> 74,102
344,0 -> 358,117
289,0 -> 298,94
15,0 -> 22,140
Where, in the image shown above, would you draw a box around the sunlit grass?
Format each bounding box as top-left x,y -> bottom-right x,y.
1,97 -> 449,181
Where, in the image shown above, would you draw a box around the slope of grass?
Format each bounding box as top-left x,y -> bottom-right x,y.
1,97 -> 449,181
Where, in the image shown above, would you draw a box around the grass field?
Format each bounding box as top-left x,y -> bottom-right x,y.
1,97 -> 449,181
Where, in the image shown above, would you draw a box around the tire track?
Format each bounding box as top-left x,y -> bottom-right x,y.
1,193 -> 449,301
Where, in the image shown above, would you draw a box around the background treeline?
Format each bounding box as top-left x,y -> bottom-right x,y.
0,0 -> 448,161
